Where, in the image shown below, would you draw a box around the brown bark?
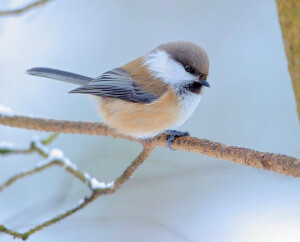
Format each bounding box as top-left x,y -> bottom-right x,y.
276,0 -> 300,119
1,113 -> 299,178
0,0 -> 52,17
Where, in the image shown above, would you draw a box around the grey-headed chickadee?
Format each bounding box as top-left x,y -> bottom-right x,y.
27,41 -> 210,149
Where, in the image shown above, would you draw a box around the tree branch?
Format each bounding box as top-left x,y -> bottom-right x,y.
0,112 -> 299,178
0,0 -> 53,17
0,133 -> 58,156
0,1 -> 298,240
276,0 -> 300,119
0,144 -> 154,240
0,105 -> 299,240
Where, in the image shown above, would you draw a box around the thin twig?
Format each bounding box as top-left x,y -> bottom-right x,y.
0,113 -> 299,177
0,108 -> 299,240
0,145 -> 154,240
0,160 -> 57,192
0,133 -> 58,156
0,0 -> 53,17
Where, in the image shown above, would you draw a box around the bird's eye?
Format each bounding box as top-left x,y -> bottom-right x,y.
185,65 -> 195,74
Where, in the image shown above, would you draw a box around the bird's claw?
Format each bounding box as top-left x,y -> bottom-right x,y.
165,130 -> 190,151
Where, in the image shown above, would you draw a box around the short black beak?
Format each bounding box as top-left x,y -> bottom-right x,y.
200,80 -> 210,88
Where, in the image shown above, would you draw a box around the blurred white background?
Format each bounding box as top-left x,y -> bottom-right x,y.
0,0 -> 300,241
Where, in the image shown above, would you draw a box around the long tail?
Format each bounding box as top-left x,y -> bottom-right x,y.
26,67 -> 93,86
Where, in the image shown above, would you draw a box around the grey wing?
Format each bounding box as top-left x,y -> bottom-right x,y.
69,68 -> 158,104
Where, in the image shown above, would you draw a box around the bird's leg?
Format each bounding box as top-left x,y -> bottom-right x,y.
165,130 -> 190,151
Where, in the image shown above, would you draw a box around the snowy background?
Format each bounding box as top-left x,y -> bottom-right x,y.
0,0 -> 300,241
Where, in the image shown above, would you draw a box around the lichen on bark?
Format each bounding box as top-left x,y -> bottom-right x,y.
276,0 -> 300,119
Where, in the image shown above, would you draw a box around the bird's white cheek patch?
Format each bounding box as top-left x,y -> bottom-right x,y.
145,49 -> 202,129
144,49 -> 194,86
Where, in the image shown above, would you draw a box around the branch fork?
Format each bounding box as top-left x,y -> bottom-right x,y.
0,105 -> 299,239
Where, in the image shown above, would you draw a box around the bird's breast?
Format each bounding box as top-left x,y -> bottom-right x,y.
98,89 -> 201,138
171,92 -> 202,129
98,89 -> 181,138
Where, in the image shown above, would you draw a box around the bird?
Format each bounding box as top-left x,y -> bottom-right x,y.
26,41 -> 210,150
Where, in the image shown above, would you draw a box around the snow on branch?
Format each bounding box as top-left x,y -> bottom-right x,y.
0,135 -> 153,240
0,105 -> 14,117
0,1 -> 298,240
1,104 -> 299,239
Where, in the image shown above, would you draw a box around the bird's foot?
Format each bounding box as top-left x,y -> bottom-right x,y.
165,130 -> 190,151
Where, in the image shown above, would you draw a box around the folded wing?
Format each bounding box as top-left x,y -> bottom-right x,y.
69,68 -> 159,104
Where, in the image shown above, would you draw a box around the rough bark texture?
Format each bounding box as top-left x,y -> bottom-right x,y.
0,1 -> 299,240
1,113 -> 299,178
276,0 -> 300,119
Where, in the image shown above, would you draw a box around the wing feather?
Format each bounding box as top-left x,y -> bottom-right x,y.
69,68 -> 159,103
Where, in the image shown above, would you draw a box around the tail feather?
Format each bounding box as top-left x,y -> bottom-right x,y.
26,67 -> 93,86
